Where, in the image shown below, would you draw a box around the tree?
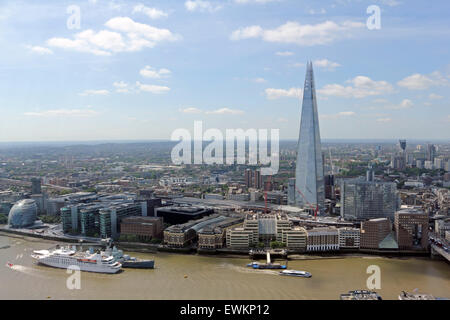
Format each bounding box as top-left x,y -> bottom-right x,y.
0,214 -> 7,224
270,241 -> 284,249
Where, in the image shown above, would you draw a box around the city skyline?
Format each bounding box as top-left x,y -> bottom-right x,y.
1,0 -> 450,142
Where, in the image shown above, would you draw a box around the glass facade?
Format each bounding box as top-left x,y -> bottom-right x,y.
295,62 -> 325,210
340,178 -> 398,221
7,199 -> 37,228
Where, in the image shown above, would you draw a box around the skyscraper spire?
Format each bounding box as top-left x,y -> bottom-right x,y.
295,61 -> 325,211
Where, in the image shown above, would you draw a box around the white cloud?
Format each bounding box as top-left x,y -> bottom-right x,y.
308,8 -> 327,15
185,0 -> 223,12
25,45 -> 53,55
133,4 -> 168,19
231,20 -> 365,45
253,77 -> 267,83
397,71 -> 448,90
113,81 -> 131,93
319,76 -> 394,98
292,62 -> 305,68
386,99 -> 413,110
429,93 -> 443,100
180,107 -> 202,114
230,26 -> 263,40
47,17 -> 179,56
24,109 -> 99,117
320,111 -> 356,120
276,51 -> 294,56
205,108 -> 244,115
136,82 -> 170,94
140,66 -> 171,79
79,89 -> 110,96
376,118 -> 392,123
234,0 -> 280,4
378,0 -> 402,6
313,59 -> 341,70
105,17 -> 179,42
265,87 -> 302,99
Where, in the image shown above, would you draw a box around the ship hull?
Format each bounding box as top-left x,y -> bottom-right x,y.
33,257 -> 121,274
121,260 -> 154,269
279,273 -> 311,278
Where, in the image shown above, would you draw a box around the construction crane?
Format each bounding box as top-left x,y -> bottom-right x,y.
295,185 -> 319,220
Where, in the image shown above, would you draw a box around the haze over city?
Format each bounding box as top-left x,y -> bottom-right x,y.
1,0 -> 449,142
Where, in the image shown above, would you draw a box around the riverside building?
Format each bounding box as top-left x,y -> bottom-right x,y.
306,227 -> 339,252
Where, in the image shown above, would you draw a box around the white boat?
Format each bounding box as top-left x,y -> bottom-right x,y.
279,269 -> 312,278
31,246 -> 122,274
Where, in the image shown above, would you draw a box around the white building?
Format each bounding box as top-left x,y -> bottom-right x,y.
306,227 -> 339,252
424,161 -> 434,170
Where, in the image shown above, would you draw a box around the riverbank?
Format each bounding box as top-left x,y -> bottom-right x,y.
0,226 -> 436,262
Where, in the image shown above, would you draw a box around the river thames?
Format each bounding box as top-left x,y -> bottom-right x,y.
0,234 -> 449,300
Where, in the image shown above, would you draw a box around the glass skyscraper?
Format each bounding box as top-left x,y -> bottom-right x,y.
295,62 -> 325,210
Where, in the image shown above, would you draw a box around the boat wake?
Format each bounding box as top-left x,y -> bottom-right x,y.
218,263 -> 279,276
5,262 -> 47,278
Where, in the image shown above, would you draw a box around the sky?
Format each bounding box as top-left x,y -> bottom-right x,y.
0,0 -> 449,142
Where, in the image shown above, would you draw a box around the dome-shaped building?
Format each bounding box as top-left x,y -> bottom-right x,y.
8,199 -> 37,228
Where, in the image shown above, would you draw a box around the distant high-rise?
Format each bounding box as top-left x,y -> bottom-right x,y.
31,177 -> 41,194
426,144 -> 436,162
295,62 -> 324,210
399,140 -> 407,152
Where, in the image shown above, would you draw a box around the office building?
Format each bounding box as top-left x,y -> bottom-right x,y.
120,216 -> 164,240
31,178 -> 42,194
226,228 -> 256,249
295,62 -> 325,210
426,144 -> 436,162
156,205 -> 214,225
197,217 -> 243,250
394,207 -> 429,250
164,214 -> 239,248
324,174 -> 335,200
360,218 -> 397,250
340,177 -> 398,221
435,218 -> 450,238
99,202 -> 145,239
306,227 -> 339,252
281,227 -> 307,251
287,178 -> 296,205
338,228 -> 361,249
424,161 -> 434,170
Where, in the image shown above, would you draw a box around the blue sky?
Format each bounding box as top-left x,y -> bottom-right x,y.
0,0 -> 449,141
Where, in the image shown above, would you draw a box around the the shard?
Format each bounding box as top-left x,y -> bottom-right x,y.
295,61 -> 324,211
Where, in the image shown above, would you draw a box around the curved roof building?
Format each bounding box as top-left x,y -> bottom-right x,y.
8,199 -> 37,228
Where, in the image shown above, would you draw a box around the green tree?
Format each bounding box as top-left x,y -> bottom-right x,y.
270,241 -> 284,249
0,214 -> 7,224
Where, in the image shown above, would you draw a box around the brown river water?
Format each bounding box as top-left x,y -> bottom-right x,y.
0,234 -> 449,300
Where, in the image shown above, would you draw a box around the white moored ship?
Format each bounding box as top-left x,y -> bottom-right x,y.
31,246 -> 122,274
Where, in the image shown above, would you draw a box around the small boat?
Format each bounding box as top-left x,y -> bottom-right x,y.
279,269 -> 311,278
246,261 -> 287,270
